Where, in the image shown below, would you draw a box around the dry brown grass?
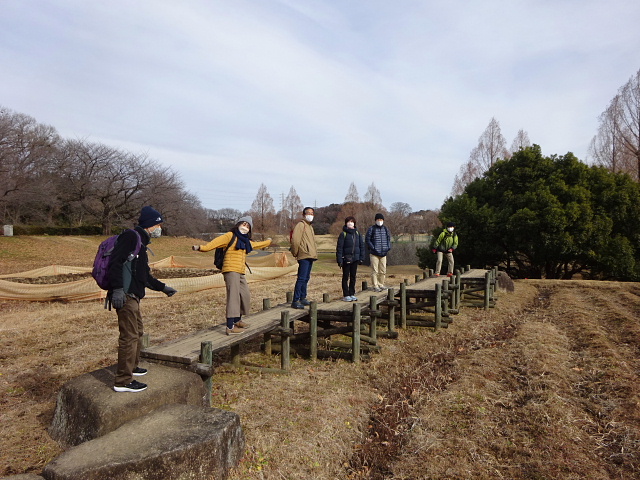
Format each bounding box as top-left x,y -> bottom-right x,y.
2,236 -> 640,479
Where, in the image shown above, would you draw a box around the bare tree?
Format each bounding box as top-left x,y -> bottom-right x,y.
363,182 -> 383,208
590,70 -> 640,179
510,129 -> 531,153
58,140 -> 157,234
344,182 -> 360,203
283,186 -> 303,230
451,117 -> 509,196
250,183 -> 276,235
0,107 -> 61,224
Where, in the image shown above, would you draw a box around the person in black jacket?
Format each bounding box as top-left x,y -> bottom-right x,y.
107,206 -> 177,392
336,216 -> 365,301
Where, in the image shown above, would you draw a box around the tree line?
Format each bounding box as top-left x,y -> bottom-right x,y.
0,106 -> 438,238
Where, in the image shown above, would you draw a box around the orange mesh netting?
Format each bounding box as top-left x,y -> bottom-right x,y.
0,251 -> 297,302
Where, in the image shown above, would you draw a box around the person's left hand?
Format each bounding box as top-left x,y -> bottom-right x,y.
163,285 -> 177,297
447,248 -> 453,252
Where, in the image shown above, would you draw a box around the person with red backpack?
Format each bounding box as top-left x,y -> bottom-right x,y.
108,206 -> 177,392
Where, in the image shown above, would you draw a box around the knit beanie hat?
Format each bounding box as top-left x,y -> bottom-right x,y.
375,213 -> 384,220
447,221 -> 456,228
237,216 -> 253,229
138,206 -> 163,229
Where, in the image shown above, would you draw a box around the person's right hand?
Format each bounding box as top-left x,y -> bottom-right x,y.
431,248 -> 436,253
112,288 -> 126,309
192,245 -> 200,251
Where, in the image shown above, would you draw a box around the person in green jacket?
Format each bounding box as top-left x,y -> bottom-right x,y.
432,222 -> 458,277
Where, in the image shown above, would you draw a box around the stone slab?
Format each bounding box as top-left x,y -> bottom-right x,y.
49,363 -> 206,447
42,404 -> 244,480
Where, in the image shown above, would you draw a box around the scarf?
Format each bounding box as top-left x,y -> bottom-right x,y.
235,232 -> 253,253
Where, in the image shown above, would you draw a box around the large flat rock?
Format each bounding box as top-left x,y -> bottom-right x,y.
49,363 -> 206,447
42,404 -> 244,480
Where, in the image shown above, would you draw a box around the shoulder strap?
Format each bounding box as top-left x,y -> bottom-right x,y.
224,232 -> 237,254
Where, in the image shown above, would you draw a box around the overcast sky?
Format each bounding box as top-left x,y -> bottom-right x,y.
1,1 -> 639,214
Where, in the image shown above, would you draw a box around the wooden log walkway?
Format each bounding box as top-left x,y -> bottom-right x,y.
141,265 -> 498,405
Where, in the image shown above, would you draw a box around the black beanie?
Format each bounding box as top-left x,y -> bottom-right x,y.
447,222 -> 456,228
138,206 -> 163,229
375,213 -> 384,220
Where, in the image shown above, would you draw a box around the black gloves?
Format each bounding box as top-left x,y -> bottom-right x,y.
163,285 -> 177,297
111,288 -> 126,309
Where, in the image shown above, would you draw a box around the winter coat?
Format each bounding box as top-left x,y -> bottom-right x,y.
290,219 -> 318,260
433,228 -> 458,252
199,231 -> 271,274
365,224 -> 392,257
107,226 -> 165,299
336,226 -> 365,265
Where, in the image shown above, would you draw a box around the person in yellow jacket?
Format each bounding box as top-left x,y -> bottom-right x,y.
290,207 -> 318,309
192,216 -> 271,335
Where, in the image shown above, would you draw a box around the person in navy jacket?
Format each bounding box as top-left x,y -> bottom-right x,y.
336,216 -> 365,301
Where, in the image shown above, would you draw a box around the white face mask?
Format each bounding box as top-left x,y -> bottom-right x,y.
447,227 -> 454,232
346,222 -> 355,229
305,215 -> 314,223
376,220 -> 383,227
149,226 -> 162,238
238,226 -> 250,235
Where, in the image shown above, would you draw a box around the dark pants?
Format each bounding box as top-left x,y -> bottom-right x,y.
293,258 -> 315,301
341,262 -> 358,297
115,296 -> 143,387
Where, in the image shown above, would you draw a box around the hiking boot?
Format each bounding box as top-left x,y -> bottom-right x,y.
113,380 -> 147,393
447,273 -> 453,277
226,326 -> 244,335
235,321 -> 249,328
132,367 -> 147,376
291,301 -> 305,309
300,298 -> 311,306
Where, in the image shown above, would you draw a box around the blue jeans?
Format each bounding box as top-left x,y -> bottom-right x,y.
293,258 -> 315,302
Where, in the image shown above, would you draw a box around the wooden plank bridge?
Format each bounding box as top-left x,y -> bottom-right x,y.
141,265 -> 498,404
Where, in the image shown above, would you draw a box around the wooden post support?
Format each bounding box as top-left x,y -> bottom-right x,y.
400,282 -> 407,329
141,333 -> 150,350
423,270 -> 428,280
484,271 -> 491,310
414,274 -> 420,283
387,287 -> 396,332
435,283 -> 442,330
465,265 -> 470,272
368,296 -> 377,342
323,293 -> 330,303
200,341 -> 213,407
362,280 -> 368,291
442,279 -> 450,319
352,303 -> 361,363
263,298 -> 272,355
281,310 -> 291,371
286,291 -> 293,303
310,301 -> 318,361
455,271 -> 462,309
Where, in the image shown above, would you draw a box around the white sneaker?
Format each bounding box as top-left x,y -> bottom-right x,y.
343,296 -> 351,302
350,296 -> 358,301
